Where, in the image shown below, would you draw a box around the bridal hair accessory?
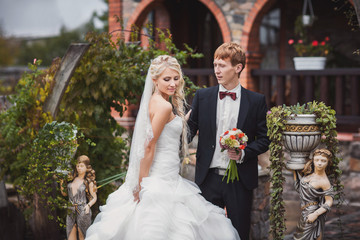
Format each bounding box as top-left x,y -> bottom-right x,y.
219,128 -> 248,183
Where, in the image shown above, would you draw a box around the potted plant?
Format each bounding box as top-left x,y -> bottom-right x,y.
281,103 -> 322,170
288,16 -> 332,70
266,101 -> 343,239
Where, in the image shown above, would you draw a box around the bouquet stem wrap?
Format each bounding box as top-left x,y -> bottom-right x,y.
222,159 -> 239,183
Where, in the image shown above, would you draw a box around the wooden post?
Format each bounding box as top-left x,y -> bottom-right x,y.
290,75 -> 300,105
276,76 -> 285,106
335,76 -> 343,115
351,76 -> 359,115
304,75 -> 314,102
320,76 -> 329,105
261,75 -> 271,108
0,177 -> 8,208
43,43 -> 90,118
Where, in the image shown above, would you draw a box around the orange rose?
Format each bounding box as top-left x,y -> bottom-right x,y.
224,131 -> 229,135
230,135 -> 236,140
232,128 -> 237,131
240,145 -> 245,150
238,133 -> 244,138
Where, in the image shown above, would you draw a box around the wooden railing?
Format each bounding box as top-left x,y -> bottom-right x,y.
2,67 -> 360,132
183,68 -> 218,87
184,68 -> 360,132
252,68 -> 360,132
0,67 -> 29,90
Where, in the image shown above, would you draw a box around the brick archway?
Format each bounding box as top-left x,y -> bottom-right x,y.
197,0 -> 231,42
239,0 -> 276,90
125,0 -> 231,42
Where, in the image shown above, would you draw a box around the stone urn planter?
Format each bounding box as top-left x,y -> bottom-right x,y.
293,57 -> 326,70
283,114 -> 321,170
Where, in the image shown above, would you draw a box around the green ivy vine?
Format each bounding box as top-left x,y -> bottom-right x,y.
20,121 -> 86,226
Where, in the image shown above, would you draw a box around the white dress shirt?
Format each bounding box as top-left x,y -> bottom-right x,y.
210,84 -> 245,169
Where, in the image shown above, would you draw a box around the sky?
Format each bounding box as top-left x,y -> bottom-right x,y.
0,0 -> 108,38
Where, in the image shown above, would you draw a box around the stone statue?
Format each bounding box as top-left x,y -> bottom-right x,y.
293,148 -> 335,240
60,155 -> 97,240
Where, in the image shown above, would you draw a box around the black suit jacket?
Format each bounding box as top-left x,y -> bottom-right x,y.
188,85 -> 270,190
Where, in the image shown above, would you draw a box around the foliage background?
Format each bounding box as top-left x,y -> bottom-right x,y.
0,27 -> 202,237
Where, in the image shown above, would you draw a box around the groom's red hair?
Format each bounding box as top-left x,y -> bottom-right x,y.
214,42 -> 246,70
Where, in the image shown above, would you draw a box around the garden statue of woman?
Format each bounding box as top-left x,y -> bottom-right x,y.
293,148 -> 335,240
61,155 -> 97,240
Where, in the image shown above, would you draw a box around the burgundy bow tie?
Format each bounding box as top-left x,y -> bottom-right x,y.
219,91 -> 236,100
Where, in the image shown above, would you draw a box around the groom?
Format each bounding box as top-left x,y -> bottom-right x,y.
188,42 -> 270,240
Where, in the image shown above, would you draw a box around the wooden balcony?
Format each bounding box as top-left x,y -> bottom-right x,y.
184,68 -> 360,132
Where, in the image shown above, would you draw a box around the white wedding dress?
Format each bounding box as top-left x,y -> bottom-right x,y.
86,116 -> 240,240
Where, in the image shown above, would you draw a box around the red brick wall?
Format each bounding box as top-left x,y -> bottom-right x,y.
241,0 -> 276,90
198,0 -> 231,42
109,0 -> 123,41
123,0 -> 231,43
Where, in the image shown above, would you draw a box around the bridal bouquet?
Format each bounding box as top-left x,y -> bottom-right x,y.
219,128 -> 248,183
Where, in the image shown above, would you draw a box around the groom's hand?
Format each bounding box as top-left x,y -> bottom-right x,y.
227,149 -> 242,161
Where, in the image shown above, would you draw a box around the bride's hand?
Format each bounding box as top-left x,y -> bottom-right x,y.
185,110 -> 192,121
133,192 -> 140,203
133,186 -> 141,203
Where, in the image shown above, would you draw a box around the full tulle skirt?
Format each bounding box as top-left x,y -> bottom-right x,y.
86,174 -> 240,240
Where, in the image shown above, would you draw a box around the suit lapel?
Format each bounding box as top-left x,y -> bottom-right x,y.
237,87 -> 249,130
208,85 -> 219,138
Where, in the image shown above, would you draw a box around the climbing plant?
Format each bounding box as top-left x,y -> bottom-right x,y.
19,121 -> 86,228
0,60 -> 54,184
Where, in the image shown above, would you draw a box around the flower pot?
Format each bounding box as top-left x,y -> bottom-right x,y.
302,15 -> 311,26
283,114 -> 321,170
293,57 -> 326,70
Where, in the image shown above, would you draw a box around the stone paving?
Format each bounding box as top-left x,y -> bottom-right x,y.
284,204 -> 360,240
324,210 -> 360,239
283,191 -> 360,239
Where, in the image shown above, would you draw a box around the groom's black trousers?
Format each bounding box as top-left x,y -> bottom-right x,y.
199,168 -> 253,240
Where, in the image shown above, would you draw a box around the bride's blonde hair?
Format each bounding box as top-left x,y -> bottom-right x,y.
149,55 -> 189,157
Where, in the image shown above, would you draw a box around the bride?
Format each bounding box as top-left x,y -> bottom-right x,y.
85,55 -> 240,240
